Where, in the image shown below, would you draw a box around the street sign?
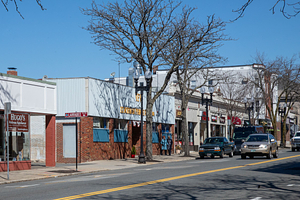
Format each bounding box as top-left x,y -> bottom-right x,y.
5,102 -> 11,114
65,112 -> 88,118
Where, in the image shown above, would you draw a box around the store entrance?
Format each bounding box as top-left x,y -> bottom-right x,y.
132,125 -> 141,153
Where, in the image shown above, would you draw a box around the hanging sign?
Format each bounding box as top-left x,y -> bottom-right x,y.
8,113 -> 29,132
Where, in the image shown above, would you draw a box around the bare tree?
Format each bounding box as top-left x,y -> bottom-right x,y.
218,71 -> 251,139
248,53 -> 300,145
161,16 -> 227,156
233,0 -> 300,20
82,0 -> 199,159
82,0 -> 225,160
1,0 -> 45,19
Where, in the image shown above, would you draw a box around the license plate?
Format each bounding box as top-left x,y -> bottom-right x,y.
251,150 -> 256,152
207,153 -> 211,157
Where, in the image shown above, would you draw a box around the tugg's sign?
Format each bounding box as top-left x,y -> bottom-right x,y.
8,113 -> 29,132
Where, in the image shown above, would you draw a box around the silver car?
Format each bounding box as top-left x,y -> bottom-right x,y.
240,133 -> 278,159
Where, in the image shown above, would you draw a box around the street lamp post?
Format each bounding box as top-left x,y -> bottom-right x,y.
133,61 -> 152,164
279,102 -> 287,147
243,97 -> 254,126
200,86 -> 214,139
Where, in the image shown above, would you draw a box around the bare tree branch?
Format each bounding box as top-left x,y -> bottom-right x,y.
1,0 -> 45,19
232,0 -> 300,21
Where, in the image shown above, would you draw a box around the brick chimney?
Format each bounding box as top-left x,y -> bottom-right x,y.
7,67 -> 17,76
153,65 -> 158,74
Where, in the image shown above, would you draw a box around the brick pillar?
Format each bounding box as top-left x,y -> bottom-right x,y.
46,115 -> 56,167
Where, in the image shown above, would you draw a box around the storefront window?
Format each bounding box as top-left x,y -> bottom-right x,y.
114,119 -> 128,130
0,118 -> 30,161
93,117 -> 109,129
0,131 -> 30,161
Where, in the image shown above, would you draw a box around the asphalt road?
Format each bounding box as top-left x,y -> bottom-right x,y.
0,149 -> 300,200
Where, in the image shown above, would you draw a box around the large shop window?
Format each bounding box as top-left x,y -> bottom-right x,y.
152,122 -> 159,143
0,119 -> 30,161
114,119 -> 128,143
93,117 -> 110,142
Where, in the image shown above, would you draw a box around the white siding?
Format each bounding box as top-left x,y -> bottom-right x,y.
50,78 -> 86,116
0,75 -> 56,115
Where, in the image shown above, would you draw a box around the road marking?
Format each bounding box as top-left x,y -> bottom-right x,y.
250,197 -> 262,200
54,154 -> 300,200
287,184 -> 300,187
5,184 -> 40,188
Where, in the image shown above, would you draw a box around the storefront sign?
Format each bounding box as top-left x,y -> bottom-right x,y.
176,110 -> 182,118
220,117 -> 225,124
211,115 -> 217,122
8,113 -> 29,132
120,107 -> 154,116
201,116 -> 209,121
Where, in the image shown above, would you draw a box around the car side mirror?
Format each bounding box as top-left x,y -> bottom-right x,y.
270,139 -> 275,142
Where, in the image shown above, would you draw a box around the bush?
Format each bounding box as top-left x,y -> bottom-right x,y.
131,146 -> 136,155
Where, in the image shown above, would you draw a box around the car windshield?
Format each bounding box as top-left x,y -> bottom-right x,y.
246,135 -> 268,142
295,132 -> 300,137
233,132 -> 251,140
204,138 -> 223,144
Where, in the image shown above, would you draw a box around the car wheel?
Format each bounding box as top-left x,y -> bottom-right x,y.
220,150 -> 224,158
267,149 -> 272,159
273,149 -> 278,158
292,148 -> 295,152
200,155 -> 204,159
241,154 -> 246,159
211,155 -> 214,159
249,155 -> 254,159
229,150 -> 233,157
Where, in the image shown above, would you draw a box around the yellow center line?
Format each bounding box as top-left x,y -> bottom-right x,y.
54,154 -> 300,200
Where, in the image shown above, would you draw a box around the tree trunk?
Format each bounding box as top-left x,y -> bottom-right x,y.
182,106 -> 189,156
283,117 -> 287,147
180,93 -> 190,157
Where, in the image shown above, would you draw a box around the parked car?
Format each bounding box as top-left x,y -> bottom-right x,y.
291,131 -> 300,151
240,133 -> 278,159
199,137 -> 235,159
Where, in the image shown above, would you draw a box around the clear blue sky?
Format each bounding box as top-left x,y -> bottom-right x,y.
1,0 -> 299,80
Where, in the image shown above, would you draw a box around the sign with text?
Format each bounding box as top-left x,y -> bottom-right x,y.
220,117 -> 225,124
211,115 -> 217,122
176,110 -> 182,118
65,112 -> 88,118
8,113 -> 29,132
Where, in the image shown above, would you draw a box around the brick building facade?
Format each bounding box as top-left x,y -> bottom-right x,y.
47,77 -> 175,163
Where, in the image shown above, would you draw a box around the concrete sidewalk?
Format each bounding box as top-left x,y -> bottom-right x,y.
0,152 -> 198,185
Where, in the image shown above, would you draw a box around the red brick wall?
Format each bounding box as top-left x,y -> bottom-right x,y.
56,117 -> 175,163
46,115 -> 56,167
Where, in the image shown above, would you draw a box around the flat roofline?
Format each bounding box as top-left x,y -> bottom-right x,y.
156,64 -> 262,72
0,73 -> 56,86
